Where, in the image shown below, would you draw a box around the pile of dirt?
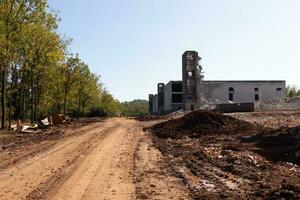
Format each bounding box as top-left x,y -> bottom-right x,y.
149,110 -> 263,139
148,111 -> 300,199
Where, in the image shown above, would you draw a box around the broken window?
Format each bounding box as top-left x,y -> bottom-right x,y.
172,82 -> 182,92
229,87 -> 234,101
188,71 -> 193,77
191,104 -> 194,111
229,93 -> 233,101
254,88 -> 259,92
276,88 -> 282,91
172,94 -> 182,103
255,94 -> 259,101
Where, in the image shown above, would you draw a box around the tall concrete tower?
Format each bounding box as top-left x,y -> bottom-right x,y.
182,51 -> 203,111
148,94 -> 154,114
157,83 -> 165,114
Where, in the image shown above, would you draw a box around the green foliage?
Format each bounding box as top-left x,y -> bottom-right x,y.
286,85 -> 300,98
98,90 -> 122,117
121,99 -> 149,117
0,0 -> 121,126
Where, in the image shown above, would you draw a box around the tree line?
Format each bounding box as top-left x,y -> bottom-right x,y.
286,85 -> 300,98
0,0 -> 126,129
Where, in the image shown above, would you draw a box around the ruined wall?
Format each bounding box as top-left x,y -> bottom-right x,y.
163,81 -> 183,114
201,81 -> 286,103
164,82 -> 172,111
152,94 -> 159,114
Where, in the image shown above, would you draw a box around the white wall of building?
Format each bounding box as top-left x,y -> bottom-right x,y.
201,81 -> 286,103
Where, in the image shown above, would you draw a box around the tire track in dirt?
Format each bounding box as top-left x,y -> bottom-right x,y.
0,119 -> 119,200
49,119 -> 138,200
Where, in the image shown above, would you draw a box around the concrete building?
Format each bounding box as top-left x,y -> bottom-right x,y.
163,81 -> 183,114
157,83 -> 165,115
149,50 -> 286,114
182,51 -> 203,111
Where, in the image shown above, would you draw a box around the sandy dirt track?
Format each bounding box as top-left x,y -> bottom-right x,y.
0,118 -> 141,200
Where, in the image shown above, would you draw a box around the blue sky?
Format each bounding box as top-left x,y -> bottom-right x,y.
48,0 -> 300,102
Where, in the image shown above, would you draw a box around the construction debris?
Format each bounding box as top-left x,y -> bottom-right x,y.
228,111 -> 300,129
10,113 -> 66,133
256,96 -> 300,111
51,114 -> 65,125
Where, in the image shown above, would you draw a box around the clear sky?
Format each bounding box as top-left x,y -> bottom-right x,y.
48,0 -> 300,102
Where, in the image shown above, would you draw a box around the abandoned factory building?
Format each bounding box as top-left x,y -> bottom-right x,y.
149,51 -> 286,114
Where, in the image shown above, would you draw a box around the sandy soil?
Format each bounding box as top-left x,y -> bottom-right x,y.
0,118 -> 188,200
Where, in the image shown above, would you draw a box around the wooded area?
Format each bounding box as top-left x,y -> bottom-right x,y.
0,0 -> 126,129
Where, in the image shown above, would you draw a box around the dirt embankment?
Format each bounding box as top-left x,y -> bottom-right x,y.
147,110 -> 300,199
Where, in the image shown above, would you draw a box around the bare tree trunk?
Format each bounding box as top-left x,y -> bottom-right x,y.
8,95 -> 11,129
63,91 -> 67,115
33,89 -> 38,122
78,93 -> 81,114
21,86 -> 25,122
30,68 -> 34,124
1,69 -> 6,129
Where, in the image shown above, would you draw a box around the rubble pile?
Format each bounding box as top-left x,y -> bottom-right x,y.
149,111 -> 300,199
149,110 -> 262,139
228,111 -> 300,129
199,97 -> 234,110
256,97 -> 300,111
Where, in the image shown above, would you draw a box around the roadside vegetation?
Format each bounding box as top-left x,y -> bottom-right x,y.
0,0 -> 122,128
286,85 -> 300,98
121,99 -> 148,117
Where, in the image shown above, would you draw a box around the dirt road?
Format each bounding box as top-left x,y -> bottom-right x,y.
0,118 -> 188,200
0,118 -> 140,200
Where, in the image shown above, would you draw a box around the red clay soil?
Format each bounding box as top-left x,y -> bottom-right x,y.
148,111 -> 300,199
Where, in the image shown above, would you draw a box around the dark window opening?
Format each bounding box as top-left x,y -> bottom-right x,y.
172,82 -> 182,92
187,96 -> 193,101
229,93 -> 234,101
255,94 -> 259,101
172,94 -> 182,104
276,88 -> 282,91
229,87 -> 234,92
254,88 -> 259,92
191,105 -> 194,111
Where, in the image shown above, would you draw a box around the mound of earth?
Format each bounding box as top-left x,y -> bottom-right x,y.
149,110 -> 262,139
147,111 -> 300,199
